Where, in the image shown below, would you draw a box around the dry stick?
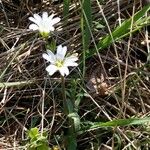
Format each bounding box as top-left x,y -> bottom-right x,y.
41,89 -> 45,135
117,0 -> 122,26
121,1 -> 135,118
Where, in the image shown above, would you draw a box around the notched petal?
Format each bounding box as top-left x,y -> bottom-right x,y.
42,12 -> 48,20
29,24 -> 39,30
59,67 -> 69,76
51,17 -> 61,25
46,65 -> 58,76
56,45 -> 67,60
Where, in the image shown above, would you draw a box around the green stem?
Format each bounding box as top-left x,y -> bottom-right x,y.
61,76 -> 77,150
61,76 -> 68,114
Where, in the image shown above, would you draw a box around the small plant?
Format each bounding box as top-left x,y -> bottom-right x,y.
26,127 -> 51,150
28,11 -> 79,149
43,44 -> 79,149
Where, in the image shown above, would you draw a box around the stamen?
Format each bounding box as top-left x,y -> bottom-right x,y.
55,60 -> 64,67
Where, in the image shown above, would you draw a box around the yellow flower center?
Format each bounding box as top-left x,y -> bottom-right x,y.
40,31 -> 49,38
55,60 -> 64,68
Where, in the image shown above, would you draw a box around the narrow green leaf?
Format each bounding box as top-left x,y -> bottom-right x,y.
90,117 -> 150,129
81,0 -> 92,50
80,0 -> 92,76
63,0 -> 70,21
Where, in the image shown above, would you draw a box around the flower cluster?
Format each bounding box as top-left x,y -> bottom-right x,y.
29,12 -> 78,76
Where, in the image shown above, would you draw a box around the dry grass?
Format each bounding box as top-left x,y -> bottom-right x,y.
0,0 -> 150,149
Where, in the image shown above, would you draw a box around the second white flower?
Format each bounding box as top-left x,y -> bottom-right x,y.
43,45 -> 78,76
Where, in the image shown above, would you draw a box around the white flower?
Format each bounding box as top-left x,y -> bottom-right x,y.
42,45 -> 78,76
29,12 -> 60,37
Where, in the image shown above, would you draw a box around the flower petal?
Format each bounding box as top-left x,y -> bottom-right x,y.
29,24 -> 39,30
51,17 -> 61,25
29,14 -> 42,25
29,17 -> 38,25
47,26 -> 55,32
64,60 -> 78,67
42,53 -> 51,61
42,51 -> 56,63
29,13 -> 60,34
48,14 -> 55,20
47,50 -> 56,63
63,55 -> 78,67
65,55 -> 78,62
59,66 -> 69,76
42,12 -> 48,20
38,25 -> 49,33
57,45 -> 63,53
56,45 -> 67,60
33,14 -> 42,23
46,65 -> 58,76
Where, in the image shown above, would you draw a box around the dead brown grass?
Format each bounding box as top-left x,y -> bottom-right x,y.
0,0 -> 150,149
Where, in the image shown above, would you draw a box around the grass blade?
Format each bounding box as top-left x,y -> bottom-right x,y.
80,0 -> 92,76
63,0 -> 70,22
90,117 -> 150,129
